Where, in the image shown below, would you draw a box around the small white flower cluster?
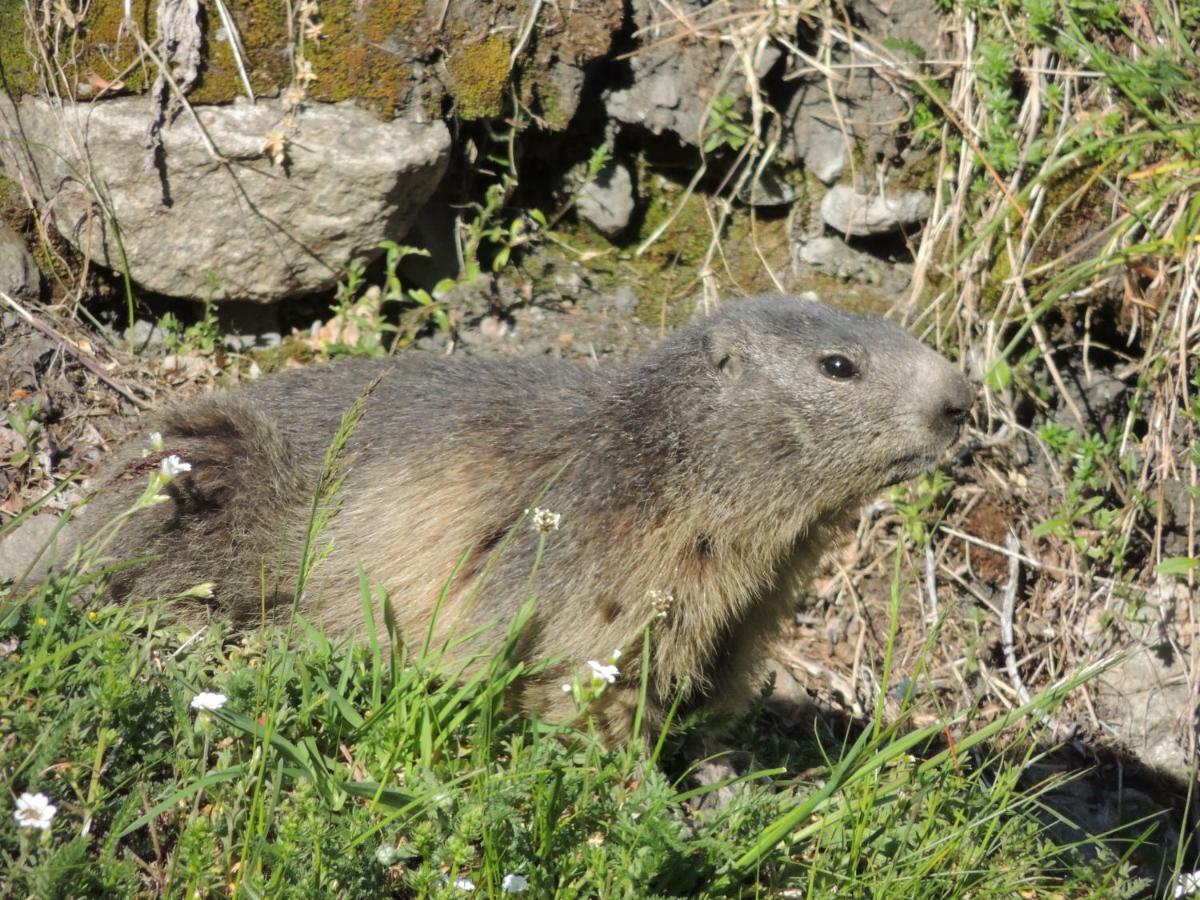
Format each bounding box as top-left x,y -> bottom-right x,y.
562,650 -> 622,701
160,455 -> 192,482
143,432 -> 193,491
190,691 -> 228,712
587,654 -> 621,685
14,792 -> 56,831
501,873 -> 529,893
375,843 -> 400,866
143,433 -> 193,482
526,507 -> 562,533
647,589 -> 674,620
1174,869 -> 1200,898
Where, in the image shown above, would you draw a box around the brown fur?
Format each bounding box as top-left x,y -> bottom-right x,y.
4,295 -> 973,742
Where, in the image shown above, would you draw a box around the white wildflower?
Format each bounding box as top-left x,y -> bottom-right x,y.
587,659 -> 619,684
501,873 -> 529,893
14,792 -> 56,831
561,683 -> 572,693
148,431 -> 165,452
453,876 -> 476,892
190,691 -> 228,712
526,508 -> 562,533
1175,869 -> 1200,898
0,636 -> 18,659
159,455 -> 192,482
375,844 -> 400,866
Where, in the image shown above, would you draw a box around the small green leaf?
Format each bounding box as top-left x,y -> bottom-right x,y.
1157,557 -> 1200,576
986,358 -> 1012,391
1032,517 -> 1067,538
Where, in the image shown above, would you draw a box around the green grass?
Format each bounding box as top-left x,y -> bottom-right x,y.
0,572 -> 1151,898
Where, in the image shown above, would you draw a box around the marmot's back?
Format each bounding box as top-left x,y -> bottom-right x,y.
82,354 -> 602,614
5,295 -> 973,741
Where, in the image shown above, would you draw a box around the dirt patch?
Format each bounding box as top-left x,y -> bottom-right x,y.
0,308 -> 149,520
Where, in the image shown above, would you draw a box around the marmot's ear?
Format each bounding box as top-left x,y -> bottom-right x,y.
702,327 -> 745,379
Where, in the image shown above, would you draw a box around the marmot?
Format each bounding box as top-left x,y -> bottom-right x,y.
3,295 -> 972,741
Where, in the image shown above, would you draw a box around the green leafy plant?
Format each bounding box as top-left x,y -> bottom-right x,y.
892,470 -> 952,550
702,93 -> 752,154
1033,422 -> 1141,570
5,399 -> 43,473
160,297 -> 222,356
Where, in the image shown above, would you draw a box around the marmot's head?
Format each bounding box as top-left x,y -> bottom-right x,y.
649,294 -> 973,511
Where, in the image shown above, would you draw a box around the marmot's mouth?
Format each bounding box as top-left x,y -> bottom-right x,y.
880,449 -> 943,488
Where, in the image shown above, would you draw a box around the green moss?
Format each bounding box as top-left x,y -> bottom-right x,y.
0,0 -> 423,115
0,0 -> 37,95
83,0 -> 155,93
527,74 -> 572,131
304,0 -> 420,115
530,170 -> 796,327
362,0 -> 423,44
800,279 -> 894,315
189,0 -> 291,104
639,186 -> 709,259
891,151 -> 940,192
980,244 -> 1012,312
446,36 -> 511,121
0,171 -> 27,234
721,214 -> 792,293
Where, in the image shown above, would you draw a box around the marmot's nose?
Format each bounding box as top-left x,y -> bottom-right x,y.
939,377 -> 974,429
942,398 -> 969,426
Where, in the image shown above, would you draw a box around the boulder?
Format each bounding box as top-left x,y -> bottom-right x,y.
576,162 -> 636,237
605,0 -> 778,145
819,184 -> 932,237
0,93 -> 450,302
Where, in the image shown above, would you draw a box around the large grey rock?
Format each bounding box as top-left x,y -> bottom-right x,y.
0,94 -> 450,302
1092,583 -> 1196,778
782,0 -> 945,167
576,162 -> 635,237
0,221 -> 39,300
819,184 -> 932,237
1097,643 -> 1192,774
604,0 -> 779,145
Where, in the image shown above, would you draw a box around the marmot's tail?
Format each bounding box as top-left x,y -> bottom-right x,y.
3,395 -> 314,615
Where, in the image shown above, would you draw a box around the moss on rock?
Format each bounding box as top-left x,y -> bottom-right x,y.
446,35 -> 511,121
0,1 -> 39,95
0,0 -> 617,127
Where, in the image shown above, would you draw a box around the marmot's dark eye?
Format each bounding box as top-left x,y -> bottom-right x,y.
820,354 -> 858,380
